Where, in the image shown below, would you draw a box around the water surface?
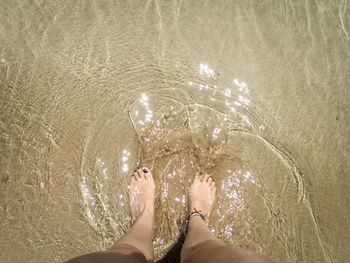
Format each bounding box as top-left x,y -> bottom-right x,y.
0,1 -> 349,262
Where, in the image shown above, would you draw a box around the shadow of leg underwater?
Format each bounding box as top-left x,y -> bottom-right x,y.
157,233 -> 185,263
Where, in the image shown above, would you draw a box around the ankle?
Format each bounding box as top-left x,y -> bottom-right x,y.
184,209 -> 207,233
189,214 -> 205,224
138,204 -> 154,219
134,207 -> 155,235
190,205 -> 207,216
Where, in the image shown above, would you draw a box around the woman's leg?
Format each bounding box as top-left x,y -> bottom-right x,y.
109,167 -> 155,260
181,172 -> 218,259
181,172 -> 274,263
66,167 -> 155,263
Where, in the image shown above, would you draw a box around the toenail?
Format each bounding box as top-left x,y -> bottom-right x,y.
134,170 -> 137,172
137,166 -> 140,169
143,168 -> 148,173
199,171 -> 204,175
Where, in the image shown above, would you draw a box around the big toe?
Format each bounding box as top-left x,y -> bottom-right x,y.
194,172 -> 202,182
202,173 -> 210,183
142,167 -> 152,178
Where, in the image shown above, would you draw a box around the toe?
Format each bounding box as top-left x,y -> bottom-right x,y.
209,178 -> 215,186
131,175 -> 136,183
131,172 -> 138,181
142,167 -> 150,179
207,176 -> 213,184
210,184 -> 216,191
198,171 -> 205,181
203,173 -> 209,182
137,168 -> 147,179
134,169 -> 141,179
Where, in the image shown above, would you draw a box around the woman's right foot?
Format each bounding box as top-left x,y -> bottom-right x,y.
189,172 -> 216,217
129,167 -> 155,220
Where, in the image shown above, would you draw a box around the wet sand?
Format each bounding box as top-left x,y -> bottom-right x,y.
0,1 -> 349,262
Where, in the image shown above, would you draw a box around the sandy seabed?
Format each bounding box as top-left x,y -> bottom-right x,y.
0,1 -> 349,262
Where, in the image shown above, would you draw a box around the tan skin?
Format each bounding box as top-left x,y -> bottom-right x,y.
67,168 -> 273,263
110,169 -> 218,261
109,167 -> 156,260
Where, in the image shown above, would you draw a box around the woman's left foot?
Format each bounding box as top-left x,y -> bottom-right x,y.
129,167 -> 155,219
189,171 -> 216,217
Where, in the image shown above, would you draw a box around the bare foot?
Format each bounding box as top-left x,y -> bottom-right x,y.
129,167 -> 155,219
189,172 -> 216,218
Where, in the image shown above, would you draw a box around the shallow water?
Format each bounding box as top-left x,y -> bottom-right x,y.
0,1 -> 349,262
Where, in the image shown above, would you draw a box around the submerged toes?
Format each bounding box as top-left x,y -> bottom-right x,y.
130,167 -> 153,182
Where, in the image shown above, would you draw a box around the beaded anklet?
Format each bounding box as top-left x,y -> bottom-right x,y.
184,208 -> 206,233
